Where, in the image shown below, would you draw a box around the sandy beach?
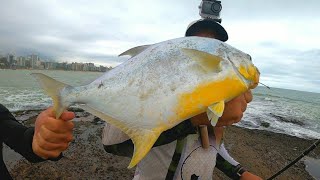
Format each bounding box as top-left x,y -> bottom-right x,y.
4,109 -> 320,180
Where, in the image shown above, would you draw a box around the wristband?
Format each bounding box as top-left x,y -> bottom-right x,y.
233,164 -> 247,180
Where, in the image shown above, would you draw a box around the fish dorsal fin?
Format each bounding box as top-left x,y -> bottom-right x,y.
207,101 -> 225,126
79,104 -> 161,168
119,45 -> 151,57
181,48 -> 222,73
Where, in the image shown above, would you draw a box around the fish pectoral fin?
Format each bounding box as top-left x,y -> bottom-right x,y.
128,129 -> 161,168
181,48 -> 222,73
119,44 -> 152,57
207,101 -> 225,126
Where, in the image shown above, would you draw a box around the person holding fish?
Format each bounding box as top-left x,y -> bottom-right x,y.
101,17 -> 262,180
0,104 -> 74,179
30,2 -> 261,179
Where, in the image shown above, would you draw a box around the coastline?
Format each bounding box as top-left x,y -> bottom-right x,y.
214,126 -> 319,180
5,110 -> 320,179
0,68 -> 106,73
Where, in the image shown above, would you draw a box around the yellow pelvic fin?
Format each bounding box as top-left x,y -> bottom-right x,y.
119,44 -> 151,58
31,73 -> 69,118
207,101 -> 225,126
80,105 -> 161,169
181,48 -> 222,73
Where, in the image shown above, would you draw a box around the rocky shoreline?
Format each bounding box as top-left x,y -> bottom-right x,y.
4,109 -> 320,179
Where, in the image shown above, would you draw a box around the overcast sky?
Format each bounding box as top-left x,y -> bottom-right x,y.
0,0 -> 319,93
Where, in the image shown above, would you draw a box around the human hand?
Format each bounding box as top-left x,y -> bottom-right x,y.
215,90 -> 252,127
32,107 -> 75,159
190,90 -> 253,127
240,171 -> 263,180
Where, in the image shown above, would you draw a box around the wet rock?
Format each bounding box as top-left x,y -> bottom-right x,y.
92,116 -> 104,125
67,107 -> 84,112
269,113 -> 305,126
260,121 -> 270,128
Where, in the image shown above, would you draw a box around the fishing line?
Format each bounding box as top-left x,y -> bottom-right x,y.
259,82 -> 271,89
180,145 -> 218,180
267,139 -> 320,180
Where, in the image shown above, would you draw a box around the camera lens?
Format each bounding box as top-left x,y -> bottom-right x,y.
211,2 -> 222,13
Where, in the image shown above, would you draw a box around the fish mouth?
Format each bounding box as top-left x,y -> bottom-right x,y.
250,66 -> 260,89
250,82 -> 259,89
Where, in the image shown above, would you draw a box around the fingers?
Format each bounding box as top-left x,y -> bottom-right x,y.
36,132 -> 70,151
240,94 -> 248,112
39,126 -> 73,143
42,106 -> 75,121
60,111 -> 75,121
244,90 -> 253,103
33,124 -> 73,159
32,140 -> 58,159
44,118 -> 74,134
32,138 -> 66,159
33,107 -> 75,159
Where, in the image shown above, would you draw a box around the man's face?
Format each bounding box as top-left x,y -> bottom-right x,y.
193,29 -> 217,39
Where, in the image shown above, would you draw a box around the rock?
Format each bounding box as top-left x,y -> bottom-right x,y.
269,113 -> 305,126
260,121 -> 270,128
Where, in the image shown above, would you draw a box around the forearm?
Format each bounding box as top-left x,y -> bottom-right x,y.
13,127 -> 45,163
0,105 -> 44,162
217,143 -> 239,166
215,143 -> 242,179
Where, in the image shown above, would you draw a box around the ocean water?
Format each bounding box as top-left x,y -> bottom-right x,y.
239,86 -> 320,139
0,69 -> 102,111
0,69 -> 319,139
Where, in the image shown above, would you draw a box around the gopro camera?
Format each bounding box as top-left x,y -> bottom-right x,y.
199,0 -> 222,23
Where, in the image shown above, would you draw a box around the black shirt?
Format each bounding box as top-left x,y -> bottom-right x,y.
0,104 -> 44,180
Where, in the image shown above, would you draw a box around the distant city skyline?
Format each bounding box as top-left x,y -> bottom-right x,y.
0,52 -> 111,72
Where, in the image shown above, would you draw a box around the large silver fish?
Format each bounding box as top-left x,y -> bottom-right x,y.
32,36 -> 260,168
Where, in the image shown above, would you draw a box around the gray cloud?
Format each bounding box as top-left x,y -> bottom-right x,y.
0,0 -> 320,92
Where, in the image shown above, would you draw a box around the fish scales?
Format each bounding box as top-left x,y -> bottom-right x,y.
32,36 -> 260,168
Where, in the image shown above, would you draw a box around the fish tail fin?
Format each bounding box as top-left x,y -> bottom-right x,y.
128,129 -> 161,168
31,73 -> 70,118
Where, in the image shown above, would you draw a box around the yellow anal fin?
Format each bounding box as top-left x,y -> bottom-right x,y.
79,105 -> 161,169
207,101 -> 225,126
119,44 -> 151,58
128,129 -> 161,168
181,48 -> 222,73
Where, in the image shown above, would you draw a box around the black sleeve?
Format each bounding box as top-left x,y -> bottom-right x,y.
215,154 -> 244,180
0,104 -> 44,163
104,120 -> 197,157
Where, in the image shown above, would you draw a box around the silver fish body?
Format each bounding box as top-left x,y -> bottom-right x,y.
32,36 -> 260,168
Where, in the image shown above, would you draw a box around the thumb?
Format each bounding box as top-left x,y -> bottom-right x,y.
60,111 -> 75,121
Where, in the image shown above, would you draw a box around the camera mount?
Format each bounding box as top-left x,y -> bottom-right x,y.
199,0 -> 222,23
